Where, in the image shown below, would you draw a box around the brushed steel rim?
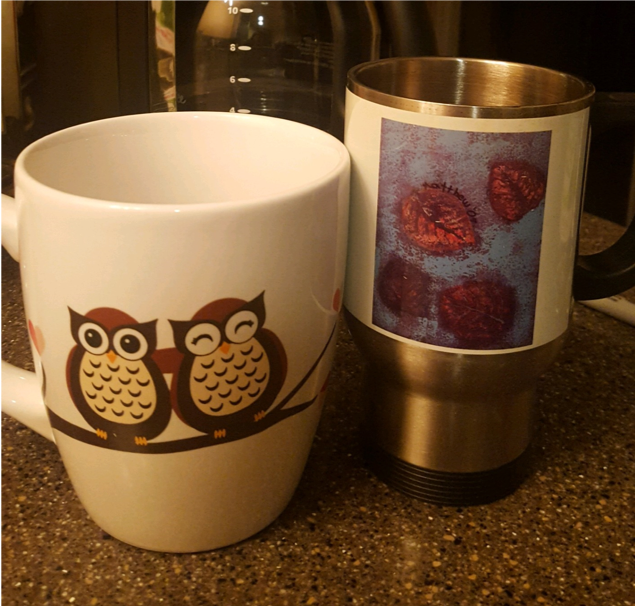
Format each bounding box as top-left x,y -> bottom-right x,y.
348,56 -> 595,118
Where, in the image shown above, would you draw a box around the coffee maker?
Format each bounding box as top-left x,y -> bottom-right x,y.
3,1 -> 435,139
3,2 -> 633,224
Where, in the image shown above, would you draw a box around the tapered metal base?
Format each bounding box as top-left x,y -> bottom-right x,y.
345,309 -> 565,506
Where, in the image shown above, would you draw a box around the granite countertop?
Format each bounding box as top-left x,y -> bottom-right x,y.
2,214 -> 634,606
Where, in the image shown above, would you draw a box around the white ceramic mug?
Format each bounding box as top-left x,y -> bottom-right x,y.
1,112 -> 350,552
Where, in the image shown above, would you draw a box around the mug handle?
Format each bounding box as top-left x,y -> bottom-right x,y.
574,220 -> 635,300
1,193 -> 55,441
573,93 -> 635,300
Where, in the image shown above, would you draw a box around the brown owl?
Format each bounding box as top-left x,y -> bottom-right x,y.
66,308 -> 171,446
169,293 -> 287,437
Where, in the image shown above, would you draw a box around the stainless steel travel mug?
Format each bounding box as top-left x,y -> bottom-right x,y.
344,57 -> 635,505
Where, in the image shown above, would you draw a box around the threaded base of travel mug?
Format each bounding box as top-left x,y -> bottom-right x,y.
363,439 -> 531,507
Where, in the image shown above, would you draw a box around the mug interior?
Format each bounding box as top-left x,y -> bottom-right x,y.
20,113 -> 347,205
348,57 -> 595,118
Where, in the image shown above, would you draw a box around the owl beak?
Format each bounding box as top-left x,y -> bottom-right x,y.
220,342 -> 231,354
106,350 -> 117,364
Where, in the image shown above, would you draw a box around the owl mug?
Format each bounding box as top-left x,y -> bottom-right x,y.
1,112 -> 350,552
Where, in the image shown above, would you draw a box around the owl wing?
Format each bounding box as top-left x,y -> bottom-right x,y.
168,350 -> 191,424
139,356 -> 172,441
152,347 -> 183,375
260,328 -> 287,395
149,346 -> 186,421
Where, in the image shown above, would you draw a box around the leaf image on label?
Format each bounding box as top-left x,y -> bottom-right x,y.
377,257 -> 429,318
488,161 -> 546,222
438,279 -> 516,347
400,184 -> 476,254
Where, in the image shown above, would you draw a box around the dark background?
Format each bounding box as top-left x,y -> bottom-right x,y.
3,1 -> 634,224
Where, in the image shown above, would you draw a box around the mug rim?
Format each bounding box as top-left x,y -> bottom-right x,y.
15,112 -> 350,213
347,56 -> 596,118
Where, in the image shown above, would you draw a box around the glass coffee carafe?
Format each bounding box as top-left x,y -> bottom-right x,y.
151,0 -> 380,138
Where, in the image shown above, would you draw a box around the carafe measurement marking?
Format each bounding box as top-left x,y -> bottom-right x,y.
226,6 -> 253,14
224,2 -> 262,112
205,0 -> 336,131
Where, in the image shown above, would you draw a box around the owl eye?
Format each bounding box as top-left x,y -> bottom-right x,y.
224,310 -> 259,344
78,323 -> 109,355
185,323 -> 222,356
113,328 -> 149,361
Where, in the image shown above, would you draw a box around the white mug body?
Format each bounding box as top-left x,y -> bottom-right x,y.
10,112 -> 350,551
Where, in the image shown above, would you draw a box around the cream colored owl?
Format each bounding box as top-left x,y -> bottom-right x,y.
169,293 -> 287,437
67,308 -> 171,446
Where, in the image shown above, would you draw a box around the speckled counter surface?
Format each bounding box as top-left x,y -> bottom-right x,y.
3,214 -> 634,606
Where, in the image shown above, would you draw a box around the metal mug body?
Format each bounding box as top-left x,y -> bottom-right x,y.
344,57 -> 595,505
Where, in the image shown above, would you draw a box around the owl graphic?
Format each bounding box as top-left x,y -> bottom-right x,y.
66,308 -> 171,446
169,292 -> 287,438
